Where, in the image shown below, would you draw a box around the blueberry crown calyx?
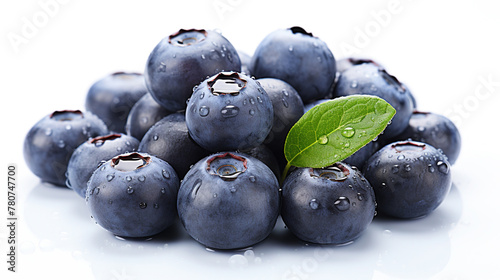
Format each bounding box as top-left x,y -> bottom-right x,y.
207,72 -> 247,96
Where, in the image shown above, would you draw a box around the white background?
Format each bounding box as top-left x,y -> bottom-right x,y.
1,0 -> 500,279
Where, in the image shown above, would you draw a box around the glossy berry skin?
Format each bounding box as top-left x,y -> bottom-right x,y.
66,133 -> 140,198
145,29 -> 241,112
85,72 -> 148,133
257,78 -> 304,157
125,93 -> 173,141
138,113 -> 210,178
392,111 -> 461,164
177,152 -> 280,250
251,26 -> 337,103
363,141 -> 452,219
185,72 -> 273,152
334,63 -> 414,138
281,162 -> 376,245
24,110 -> 108,186
86,152 -> 179,238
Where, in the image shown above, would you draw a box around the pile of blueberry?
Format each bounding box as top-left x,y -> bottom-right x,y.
23,27 -> 461,250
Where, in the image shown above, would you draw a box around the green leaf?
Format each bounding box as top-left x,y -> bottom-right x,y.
284,95 -> 396,168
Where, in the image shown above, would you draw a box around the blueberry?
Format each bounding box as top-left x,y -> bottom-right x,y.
257,78 -> 304,162
66,133 -> 140,198
251,26 -> 337,103
240,144 -> 281,180
24,110 -> 108,186
363,141 -> 452,219
86,152 -> 179,238
185,72 -> 273,152
138,113 -> 210,178
145,29 -> 241,112
125,93 -> 173,141
85,72 -> 148,133
392,111 -> 461,164
281,162 -> 376,245
177,152 -> 280,249
333,63 -> 414,138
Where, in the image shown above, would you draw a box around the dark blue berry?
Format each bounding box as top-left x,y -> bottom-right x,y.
138,113 -> 210,178
24,110 -> 108,186
333,63 -> 414,138
85,72 -> 148,133
363,141 -> 452,219
66,133 -> 140,198
177,152 -> 280,249
392,111 -> 461,164
86,152 -> 179,238
145,29 -> 241,112
185,72 -> 273,152
281,162 -> 376,245
257,78 -> 304,162
125,93 -> 173,141
251,26 -> 337,103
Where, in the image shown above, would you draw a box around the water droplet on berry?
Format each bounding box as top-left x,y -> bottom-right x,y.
126,176 -> 132,182
94,187 -> 100,195
45,128 -> 52,136
249,98 -> 255,105
341,127 -> 355,138
229,186 -> 236,193
391,165 -> 399,173
106,174 -> 115,181
397,155 -> 405,161
153,134 -> 159,141
139,202 -> 147,209
318,135 -> 328,145
428,164 -> 435,173
249,176 -> 256,183
127,186 -> 134,194
192,179 -> 202,198
288,45 -> 294,52
282,89 -> 289,97
201,54 -> 206,60
221,105 -> 239,118
162,169 -> 170,179
199,106 -> 210,117
309,199 -> 319,210
138,175 -> 145,182
350,81 -> 358,88
334,197 -> 350,211
282,98 -> 289,108
437,161 -> 449,174
404,164 -> 411,172
57,140 -> 66,148
357,193 -> 363,201
249,109 -> 255,116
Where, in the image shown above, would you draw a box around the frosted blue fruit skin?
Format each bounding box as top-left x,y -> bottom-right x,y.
145,29 -> 241,112
66,133 -> 140,198
363,141 -> 452,219
281,162 -> 376,245
23,110 -> 108,187
177,152 -> 280,250
86,152 -> 179,238
185,72 -> 273,152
